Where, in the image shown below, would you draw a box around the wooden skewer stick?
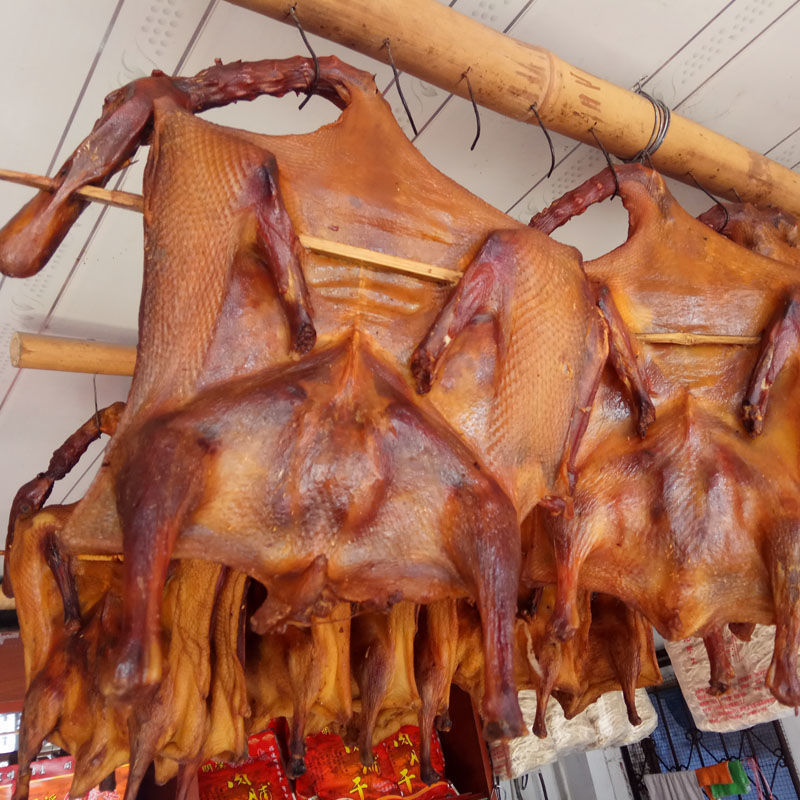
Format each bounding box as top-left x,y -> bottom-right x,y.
0,168 -> 460,284
638,332 -> 761,346
0,168 -> 144,212
10,329 -> 763,378
0,548 -> 121,561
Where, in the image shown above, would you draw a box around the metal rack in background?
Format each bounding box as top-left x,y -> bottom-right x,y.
622,670 -> 800,800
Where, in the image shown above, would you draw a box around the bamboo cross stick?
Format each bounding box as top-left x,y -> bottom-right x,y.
0,170 -> 766,373
0,549 -> 121,561
0,168 -> 460,283
9,329 -> 762,377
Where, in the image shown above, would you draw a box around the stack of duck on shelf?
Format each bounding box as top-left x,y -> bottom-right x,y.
0,54 -> 798,799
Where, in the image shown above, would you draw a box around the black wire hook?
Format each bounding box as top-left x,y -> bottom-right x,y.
689,171 -> 729,231
589,127 -> 620,200
461,69 -> 481,151
530,103 -> 555,178
288,5 -> 319,110
92,373 -> 101,431
382,39 -> 419,137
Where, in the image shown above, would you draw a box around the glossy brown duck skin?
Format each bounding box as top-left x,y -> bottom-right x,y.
6,403 -> 125,687
515,587 -> 659,736
2,401 -> 124,599
125,561 -> 226,800
699,202 -> 800,264
10,522 -> 129,800
414,599 -> 459,783
701,622 -> 757,695
5,408 -> 250,799
529,164 -> 800,707
247,603 -> 352,777
0,56 -> 656,740
552,594 -> 660,725
200,571 -> 251,766
7,407 -> 128,800
517,586 -> 590,739
350,602 -> 420,767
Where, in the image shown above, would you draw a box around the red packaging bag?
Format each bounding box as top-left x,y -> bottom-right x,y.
0,757 -> 128,799
381,727 -> 456,800
198,729 -> 293,800
295,732 -> 398,800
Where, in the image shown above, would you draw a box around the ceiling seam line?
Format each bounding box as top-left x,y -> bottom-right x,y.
173,0 -> 219,74
637,0 -> 737,90
45,0 -> 127,177
764,124 -> 800,156
671,0 -> 800,112
0,371 -> 21,416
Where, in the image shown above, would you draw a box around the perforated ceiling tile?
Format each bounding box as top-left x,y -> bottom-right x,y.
510,0 -> 731,90
671,3 -> 800,154
645,0 -> 797,107
766,128 -> 800,170
0,1 -> 113,217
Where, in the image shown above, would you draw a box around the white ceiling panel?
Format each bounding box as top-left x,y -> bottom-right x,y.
646,0 -> 797,108
0,0 -> 114,179
766,128 -> 800,169
0,369 -> 130,523
672,3 -> 800,153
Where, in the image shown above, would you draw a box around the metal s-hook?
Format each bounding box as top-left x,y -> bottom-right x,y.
589,127 -> 620,200
460,69 -> 481,151
287,5 -> 319,110
382,39 -> 419,137
689,171 -> 729,231
530,103 -> 555,178
92,373 -> 101,431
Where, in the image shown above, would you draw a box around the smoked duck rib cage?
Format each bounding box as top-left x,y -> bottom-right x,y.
0,54 -> 652,757
528,163 -> 800,708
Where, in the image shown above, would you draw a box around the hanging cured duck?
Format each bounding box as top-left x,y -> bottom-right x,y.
528,163 -> 800,708
0,55 -> 654,796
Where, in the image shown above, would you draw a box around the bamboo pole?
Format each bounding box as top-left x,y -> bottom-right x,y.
10,332 -> 137,376
10,330 -> 762,378
224,0 -> 800,216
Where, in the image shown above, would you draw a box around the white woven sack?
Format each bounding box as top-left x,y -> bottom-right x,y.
665,624 -> 798,732
501,688 -> 658,777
